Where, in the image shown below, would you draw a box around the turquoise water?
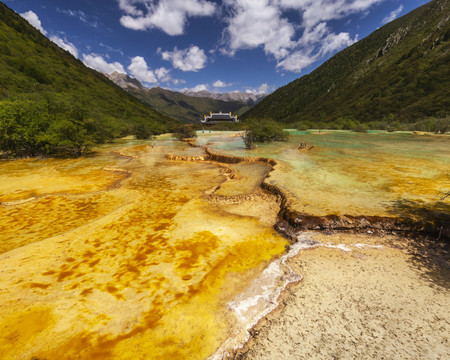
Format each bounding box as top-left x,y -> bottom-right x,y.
197,131 -> 450,216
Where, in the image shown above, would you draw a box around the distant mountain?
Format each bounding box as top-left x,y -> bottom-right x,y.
183,90 -> 266,105
0,2 -> 177,157
107,71 -> 145,90
106,74 -> 256,123
129,87 -> 253,123
243,0 -> 450,125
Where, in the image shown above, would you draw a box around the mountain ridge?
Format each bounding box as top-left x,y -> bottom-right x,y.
183,90 -> 265,104
128,87 -> 253,123
106,71 -> 266,105
106,73 -> 259,123
107,71 -> 145,90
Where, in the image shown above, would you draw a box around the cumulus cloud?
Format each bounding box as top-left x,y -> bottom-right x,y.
127,56 -> 171,84
184,84 -> 209,92
213,80 -> 232,88
277,0 -> 385,28
382,4 -> 404,24
319,32 -> 357,56
50,36 -> 79,58
297,22 -> 329,47
172,79 -> 187,86
277,31 -> 356,73
223,0 -> 294,59
245,83 -> 273,95
160,45 -> 207,72
128,56 -> 157,83
276,52 -> 317,73
155,67 -> 171,82
118,0 -> 216,35
82,54 -> 125,74
20,10 -> 47,35
223,0 -> 384,73
117,0 -> 144,17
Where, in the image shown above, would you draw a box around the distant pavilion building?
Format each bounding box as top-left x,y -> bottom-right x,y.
200,111 -> 238,125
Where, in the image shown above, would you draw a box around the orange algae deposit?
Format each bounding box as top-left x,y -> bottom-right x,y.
0,139 -> 287,360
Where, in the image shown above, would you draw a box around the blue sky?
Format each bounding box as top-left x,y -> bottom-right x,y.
7,0 -> 428,94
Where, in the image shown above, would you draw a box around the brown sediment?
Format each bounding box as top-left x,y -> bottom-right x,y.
204,147 -> 277,166
165,154 -> 210,162
165,146 -> 276,166
110,150 -> 141,160
275,200 -> 450,241
209,193 -> 274,205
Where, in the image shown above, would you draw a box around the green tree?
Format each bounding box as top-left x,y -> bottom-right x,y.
242,118 -> 288,149
173,125 -> 197,140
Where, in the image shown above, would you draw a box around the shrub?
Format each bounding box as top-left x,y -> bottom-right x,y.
352,123 -> 368,132
133,123 -> 154,140
335,117 -> 358,130
366,121 -> 388,130
294,120 -> 313,131
242,118 -> 288,149
173,125 -> 197,140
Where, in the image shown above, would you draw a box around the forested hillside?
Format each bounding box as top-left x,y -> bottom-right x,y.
0,2 -> 177,157
243,0 -> 450,130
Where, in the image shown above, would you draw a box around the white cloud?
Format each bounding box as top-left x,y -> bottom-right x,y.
245,83 -> 273,95
50,36 -> 79,58
183,84 -> 209,92
319,32 -> 357,56
277,31 -> 356,73
155,67 -> 171,82
20,10 -> 47,35
382,4 -> 404,24
277,0 -> 385,28
256,83 -> 271,94
172,79 -> 186,86
128,56 -> 157,83
82,54 -> 125,74
223,0 -> 294,59
117,0 -> 144,17
118,0 -> 216,35
276,52 -> 317,73
213,80 -> 232,88
297,22 -> 329,47
222,0 -> 385,73
160,45 -> 207,72
127,57 -> 171,84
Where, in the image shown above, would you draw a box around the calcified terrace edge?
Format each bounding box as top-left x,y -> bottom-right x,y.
165,141 -> 443,359
167,141 -> 437,238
